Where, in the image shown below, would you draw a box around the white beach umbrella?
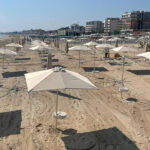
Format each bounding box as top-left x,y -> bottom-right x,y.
67,39 -> 75,43
84,41 -> 98,46
97,38 -> 106,43
6,43 -> 23,48
29,44 -> 51,51
84,41 -> 98,72
137,52 -> 150,60
0,48 -> 17,70
107,37 -> 121,42
111,46 -> 137,91
25,67 -> 97,128
96,44 -> 114,49
126,37 -> 136,40
69,45 -> 91,66
111,46 -> 137,52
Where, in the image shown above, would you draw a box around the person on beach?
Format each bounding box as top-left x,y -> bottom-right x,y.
104,48 -> 110,58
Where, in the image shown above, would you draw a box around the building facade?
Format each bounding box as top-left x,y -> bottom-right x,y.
140,11 -> 150,30
104,18 -> 122,34
70,24 -> 85,35
85,21 -> 103,34
122,11 -> 150,31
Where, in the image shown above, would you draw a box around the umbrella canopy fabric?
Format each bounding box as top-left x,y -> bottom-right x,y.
69,45 -> 91,51
29,45 -> 52,51
111,46 -> 137,52
107,38 -> 121,42
0,48 -> 17,55
97,38 -> 106,42
137,52 -> 150,60
6,43 -> 23,48
84,41 -> 98,46
25,67 -> 97,92
96,44 -> 114,49
67,39 -> 75,43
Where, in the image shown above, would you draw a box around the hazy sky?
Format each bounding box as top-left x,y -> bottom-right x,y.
0,0 -> 149,32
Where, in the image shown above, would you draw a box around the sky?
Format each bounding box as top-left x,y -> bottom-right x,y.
0,0 -> 149,32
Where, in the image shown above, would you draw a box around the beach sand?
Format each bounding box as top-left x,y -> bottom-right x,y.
0,38 -> 149,149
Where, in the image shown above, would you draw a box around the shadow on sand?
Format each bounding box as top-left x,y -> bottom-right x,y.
62,127 -> 139,150
52,59 -> 59,62
2,71 -> 27,78
15,58 -> 31,61
128,69 -> 150,75
50,91 -> 81,101
52,65 -> 66,68
126,98 -> 138,102
0,110 -> 22,137
83,67 -> 108,72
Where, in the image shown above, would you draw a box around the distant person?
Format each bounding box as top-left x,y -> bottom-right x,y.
104,48 -> 110,58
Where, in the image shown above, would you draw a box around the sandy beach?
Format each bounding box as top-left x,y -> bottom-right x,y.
0,37 -> 149,150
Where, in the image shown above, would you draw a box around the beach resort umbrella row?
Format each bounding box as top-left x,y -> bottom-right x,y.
0,48 -> 17,70
69,45 -> 91,67
110,46 -> 138,97
6,43 -> 23,48
137,52 -> 150,60
25,67 -> 97,128
84,41 -> 98,72
96,44 -> 114,49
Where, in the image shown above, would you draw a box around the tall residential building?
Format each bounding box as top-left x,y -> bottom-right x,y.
71,24 -> 85,35
122,11 -> 141,31
140,11 -> 150,30
122,11 -> 150,31
104,18 -> 122,34
85,21 -> 103,34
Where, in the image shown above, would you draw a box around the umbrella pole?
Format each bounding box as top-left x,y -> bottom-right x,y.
93,48 -> 96,73
121,56 -> 125,98
55,90 -> 59,129
79,51 -> 80,67
121,56 -> 125,87
2,54 -> 4,71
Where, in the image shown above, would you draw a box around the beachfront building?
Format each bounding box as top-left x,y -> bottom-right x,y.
85,21 -> 103,34
140,11 -> 150,30
57,27 -> 74,36
70,24 -> 85,35
122,11 -> 141,31
122,11 -> 150,32
104,18 -> 122,34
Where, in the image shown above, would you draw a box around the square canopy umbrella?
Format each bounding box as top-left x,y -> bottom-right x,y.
25,67 -> 97,128
6,43 -> 23,48
69,45 -> 91,67
111,46 -> 137,98
0,48 -> 17,70
137,52 -> 150,60
6,43 -> 23,53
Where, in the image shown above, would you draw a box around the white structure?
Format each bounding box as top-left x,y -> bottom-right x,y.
85,21 -> 103,34
104,18 -> 122,34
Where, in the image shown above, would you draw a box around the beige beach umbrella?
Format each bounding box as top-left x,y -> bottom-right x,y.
84,41 -> 98,46
84,41 -> 98,72
96,44 -> 114,49
67,39 -> 75,43
6,43 -> 23,48
69,45 -> 91,67
0,48 -> 17,70
97,38 -> 106,43
6,43 -> 23,53
137,52 -> 150,60
25,67 -> 97,128
111,46 -> 137,52
29,45 -> 49,51
31,40 -> 47,46
111,46 -> 137,97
